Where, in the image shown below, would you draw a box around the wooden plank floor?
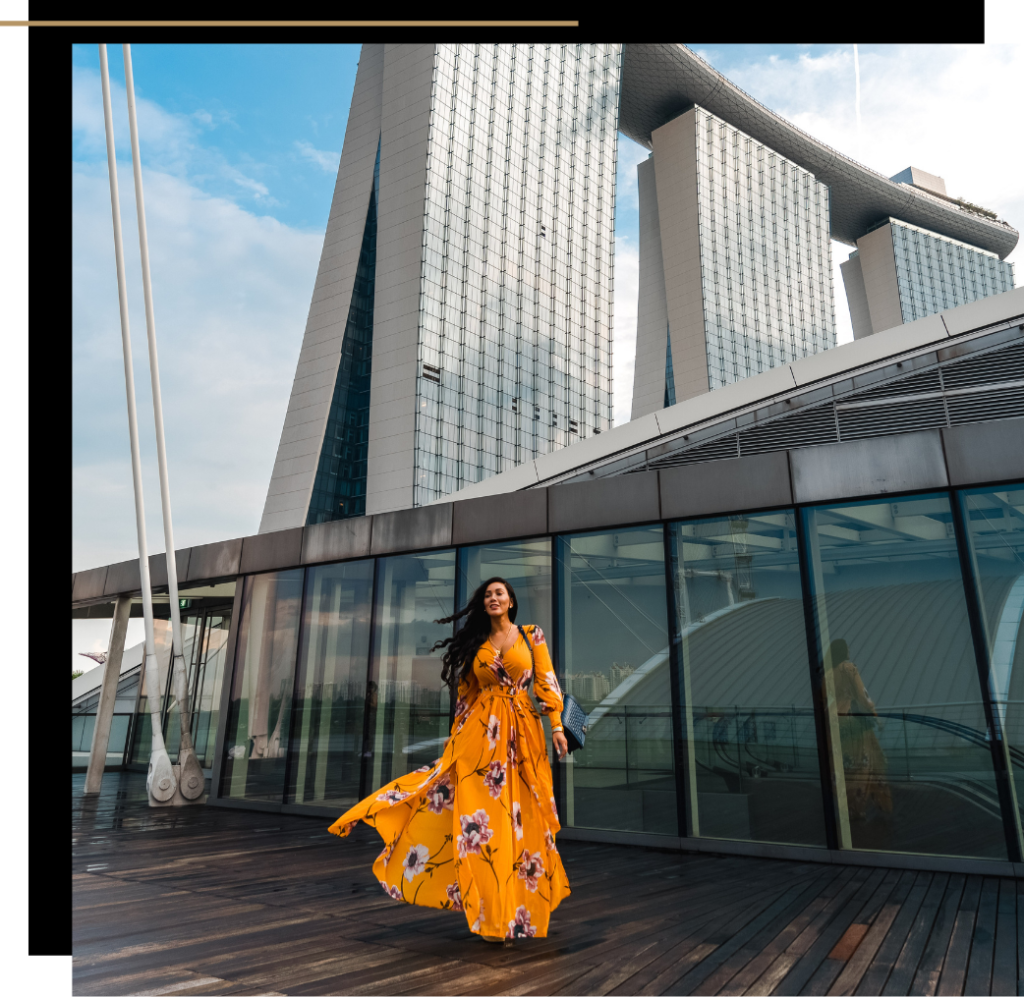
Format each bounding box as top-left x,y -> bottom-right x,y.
73,773 -> 1022,996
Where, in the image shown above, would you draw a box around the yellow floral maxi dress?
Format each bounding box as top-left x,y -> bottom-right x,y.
328,624 -> 570,939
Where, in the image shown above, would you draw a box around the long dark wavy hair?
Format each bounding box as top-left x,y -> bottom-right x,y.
432,577 -> 519,692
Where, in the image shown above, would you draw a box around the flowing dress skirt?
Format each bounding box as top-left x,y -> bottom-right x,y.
329,686 -> 570,939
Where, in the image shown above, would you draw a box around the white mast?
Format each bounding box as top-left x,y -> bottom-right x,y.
98,43 -> 176,805
122,43 -> 205,801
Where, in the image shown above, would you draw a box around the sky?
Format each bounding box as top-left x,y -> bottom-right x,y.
71,41 -> 1024,664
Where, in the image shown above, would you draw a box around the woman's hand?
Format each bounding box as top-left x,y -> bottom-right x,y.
552,731 -> 568,761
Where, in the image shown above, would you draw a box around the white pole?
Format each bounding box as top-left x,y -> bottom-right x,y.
122,44 -> 205,801
98,43 -> 176,805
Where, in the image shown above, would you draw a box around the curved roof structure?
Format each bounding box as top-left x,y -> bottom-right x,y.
619,44 -> 1018,259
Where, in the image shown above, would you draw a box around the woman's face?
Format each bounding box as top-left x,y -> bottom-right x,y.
483,583 -> 511,619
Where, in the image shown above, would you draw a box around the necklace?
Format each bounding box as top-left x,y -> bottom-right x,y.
488,620 -> 513,654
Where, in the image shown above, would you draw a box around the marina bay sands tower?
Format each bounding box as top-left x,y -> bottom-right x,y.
259,44 -> 621,530
260,43 -> 1016,532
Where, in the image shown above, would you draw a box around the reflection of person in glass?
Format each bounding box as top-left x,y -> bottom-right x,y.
329,577 -> 569,944
830,639 -> 892,820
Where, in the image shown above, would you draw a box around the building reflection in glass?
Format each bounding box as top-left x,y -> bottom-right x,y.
959,483 -> 1024,845
803,495 -> 1008,859
219,570 -> 303,802
670,511 -> 827,846
365,551 -> 455,792
557,526 -> 676,835
286,559 -> 374,810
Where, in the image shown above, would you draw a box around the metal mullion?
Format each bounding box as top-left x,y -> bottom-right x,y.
280,565 -> 313,807
551,532 -> 566,824
211,580 -> 247,800
358,556 -> 382,801
662,522 -> 696,838
795,505 -> 844,852
951,488 -> 1024,863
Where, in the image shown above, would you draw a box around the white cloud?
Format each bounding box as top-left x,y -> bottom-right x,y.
72,64 -> 196,177
227,167 -> 271,198
73,162 -> 323,571
721,44 -> 1023,270
295,139 -> 340,173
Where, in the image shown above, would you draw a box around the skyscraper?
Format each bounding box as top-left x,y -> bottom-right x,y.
841,169 -> 1015,340
259,43 -> 620,532
630,106 -> 836,420
259,42 -> 1018,533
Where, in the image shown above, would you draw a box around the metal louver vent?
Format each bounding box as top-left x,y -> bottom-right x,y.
650,435 -> 739,469
853,369 -> 942,400
738,405 -> 838,455
947,385 -> 1024,425
942,342 -> 1024,390
838,397 -> 947,441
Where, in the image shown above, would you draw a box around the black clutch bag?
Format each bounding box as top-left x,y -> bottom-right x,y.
560,693 -> 588,753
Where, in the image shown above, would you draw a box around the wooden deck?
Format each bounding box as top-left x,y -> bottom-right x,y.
73,772 -> 1022,996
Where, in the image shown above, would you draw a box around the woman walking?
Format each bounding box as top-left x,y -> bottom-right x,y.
329,577 -> 570,943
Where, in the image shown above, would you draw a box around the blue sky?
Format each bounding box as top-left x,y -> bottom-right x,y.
72,42 -> 1024,664
72,44 -> 362,231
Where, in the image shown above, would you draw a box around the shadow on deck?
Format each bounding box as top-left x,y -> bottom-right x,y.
73,772 -> 1021,996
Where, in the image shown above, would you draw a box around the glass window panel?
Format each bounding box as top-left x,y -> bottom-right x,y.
458,537 -> 552,636
803,494 -> 1007,859
191,611 -> 232,769
219,570 -> 303,803
557,525 -> 676,835
671,510 -> 827,847
286,560 -> 375,810
959,482 -> 1024,838
366,550 -> 455,792
162,614 -> 202,763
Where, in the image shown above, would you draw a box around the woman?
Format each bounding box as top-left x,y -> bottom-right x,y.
329,577 -> 570,944
830,639 -> 892,821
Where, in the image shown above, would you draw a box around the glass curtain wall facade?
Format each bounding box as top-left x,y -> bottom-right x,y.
365,551 -> 456,791
802,495 -> 1009,859
217,479 -> 1024,865
959,484 -> 1024,838
286,560 -> 375,811
695,107 -> 836,390
414,44 -> 620,507
891,219 -> 1015,324
306,140 -> 381,524
669,512 -> 827,846
557,526 -> 676,834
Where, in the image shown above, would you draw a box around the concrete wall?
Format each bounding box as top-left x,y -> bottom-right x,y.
857,223 -> 904,337
840,253 -> 873,341
259,45 -> 387,533
364,44 -> 437,516
630,156 -> 671,420
651,109 -> 710,404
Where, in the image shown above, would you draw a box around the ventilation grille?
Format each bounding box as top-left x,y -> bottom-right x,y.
948,385 -> 1024,425
942,341 -> 1024,390
650,435 -> 739,469
739,405 -> 838,455
853,369 -> 942,400
598,330 -> 1024,481
838,397 -> 948,441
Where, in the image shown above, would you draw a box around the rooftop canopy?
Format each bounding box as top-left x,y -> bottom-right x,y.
619,44 -> 1019,259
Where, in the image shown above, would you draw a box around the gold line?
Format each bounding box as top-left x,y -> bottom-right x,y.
0,20 -> 580,27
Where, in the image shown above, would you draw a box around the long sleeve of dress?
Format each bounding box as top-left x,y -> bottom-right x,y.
526,625 -> 563,729
450,669 -> 481,736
